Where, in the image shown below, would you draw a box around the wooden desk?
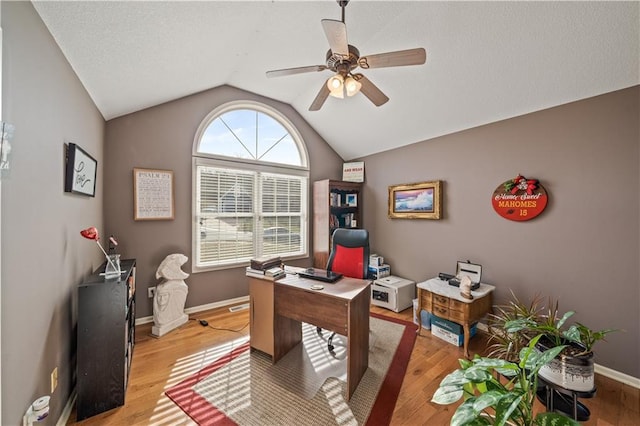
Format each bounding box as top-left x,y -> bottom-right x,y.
260,274 -> 370,400
417,278 -> 495,358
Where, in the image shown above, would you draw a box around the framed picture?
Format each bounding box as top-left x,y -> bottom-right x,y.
133,168 -> 175,220
388,180 -> 442,219
64,143 -> 97,197
346,193 -> 358,207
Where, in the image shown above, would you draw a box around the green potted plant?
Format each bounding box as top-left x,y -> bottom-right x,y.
432,335 -> 580,426
490,294 -> 617,393
486,291 -> 544,362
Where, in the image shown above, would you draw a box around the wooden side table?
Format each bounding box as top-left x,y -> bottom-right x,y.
417,278 -> 495,358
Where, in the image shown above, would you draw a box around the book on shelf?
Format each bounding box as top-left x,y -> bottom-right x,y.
330,192 -> 341,207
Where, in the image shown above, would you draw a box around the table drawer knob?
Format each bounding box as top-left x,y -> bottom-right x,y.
434,295 -> 449,305
434,306 -> 448,316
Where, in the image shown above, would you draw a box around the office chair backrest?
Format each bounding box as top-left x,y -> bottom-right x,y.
326,228 -> 370,279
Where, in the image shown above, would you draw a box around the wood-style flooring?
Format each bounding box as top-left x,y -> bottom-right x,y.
66,304 -> 639,425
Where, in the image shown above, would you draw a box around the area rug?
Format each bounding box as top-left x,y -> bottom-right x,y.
165,313 -> 417,425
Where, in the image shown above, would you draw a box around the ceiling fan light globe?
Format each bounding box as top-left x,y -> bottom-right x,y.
327,75 -> 345,98
327,74 -> 343,90
329,86 -> 345,99
345,76 -> 362,97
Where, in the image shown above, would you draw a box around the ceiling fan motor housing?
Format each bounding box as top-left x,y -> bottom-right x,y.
325,45 -> 360,74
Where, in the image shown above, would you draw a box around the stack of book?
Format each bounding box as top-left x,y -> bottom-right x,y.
250,255 -> 281,271
245,266 -> 285,280
246,256 -> 285,280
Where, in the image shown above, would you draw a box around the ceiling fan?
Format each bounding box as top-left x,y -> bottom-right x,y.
265,0 -> 427,111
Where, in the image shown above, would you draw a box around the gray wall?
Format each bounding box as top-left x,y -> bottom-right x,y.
104,86 -> 344,319
359,86 -> 639,378
1,2 -> 106,425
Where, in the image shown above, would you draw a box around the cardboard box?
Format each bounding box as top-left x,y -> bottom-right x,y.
430,315 -> 477,346
369,254 -> 384,266
368,263 -> 390,279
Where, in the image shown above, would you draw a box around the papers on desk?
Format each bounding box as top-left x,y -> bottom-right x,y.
283,265 -> 306,275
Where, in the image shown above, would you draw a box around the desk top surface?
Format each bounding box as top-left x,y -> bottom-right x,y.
277,274 -> 371,301
417,277 -> 495,303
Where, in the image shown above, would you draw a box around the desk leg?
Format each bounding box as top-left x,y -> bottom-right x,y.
463,323 -> 471,358
346,288 -> 370,401
272,314 -> 302,363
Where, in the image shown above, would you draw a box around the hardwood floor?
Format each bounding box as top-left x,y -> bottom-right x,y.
66,304 -> 639,425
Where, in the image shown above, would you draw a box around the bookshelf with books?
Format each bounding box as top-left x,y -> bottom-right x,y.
313,179 -> 362,268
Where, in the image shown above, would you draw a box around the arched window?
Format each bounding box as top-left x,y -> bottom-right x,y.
192,101 -> 309,271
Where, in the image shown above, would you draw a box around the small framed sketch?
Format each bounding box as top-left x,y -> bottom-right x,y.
388,180 -> 442,219
64,143 -> 97,197
133,168 -> 175,220
346,193 -> 358,207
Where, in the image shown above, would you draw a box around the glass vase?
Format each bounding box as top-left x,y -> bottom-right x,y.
104,254 -> 121,278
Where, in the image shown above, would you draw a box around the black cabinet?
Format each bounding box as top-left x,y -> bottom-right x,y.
76,259 -> 136,420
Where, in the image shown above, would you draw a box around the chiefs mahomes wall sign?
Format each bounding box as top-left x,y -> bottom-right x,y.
492,175 -> 548,221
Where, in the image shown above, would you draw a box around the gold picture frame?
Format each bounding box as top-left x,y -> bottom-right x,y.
388,180 -> 442,219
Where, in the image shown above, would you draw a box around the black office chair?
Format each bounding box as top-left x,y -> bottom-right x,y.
317,228 -> 369,354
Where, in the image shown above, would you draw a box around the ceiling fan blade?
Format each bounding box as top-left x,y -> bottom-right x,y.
354,74 -> 389,107
321,19 -> 349,58
309,83 -> 331,111
358,48 -> 426,69
266,65 -> 328,78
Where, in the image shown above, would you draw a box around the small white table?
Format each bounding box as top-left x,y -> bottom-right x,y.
417,278 -> 495,357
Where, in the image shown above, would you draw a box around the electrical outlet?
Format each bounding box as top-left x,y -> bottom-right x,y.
148,286 -> 156,298
50,367 -> 58,393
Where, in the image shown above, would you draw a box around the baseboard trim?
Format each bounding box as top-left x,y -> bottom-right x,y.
57,389 -> 75,426
594,364 -> 640,388
135,295 -> 250,325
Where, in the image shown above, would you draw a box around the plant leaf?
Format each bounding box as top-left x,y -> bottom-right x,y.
459,358 -> 474,369
521,345 -> 566,373
504,318 -> 536,333
464,367 -> 494,383
534,412 -> 581,426
440,369 -> 470,387
472,390 -> 504,412
474,357 -> 518,370
563,324 -> 581,343
451,399 -> 480,426
556,311 -> 575,329
494,392 -> 525,426
432,385 -> 464,405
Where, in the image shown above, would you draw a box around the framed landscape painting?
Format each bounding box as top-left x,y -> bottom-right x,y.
388,180 -> 442,219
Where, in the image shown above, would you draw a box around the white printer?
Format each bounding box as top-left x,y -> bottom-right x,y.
371,275 -> 416,312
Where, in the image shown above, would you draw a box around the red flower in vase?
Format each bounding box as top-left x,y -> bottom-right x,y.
80,226 -> 100,241
80,226 -> 119,274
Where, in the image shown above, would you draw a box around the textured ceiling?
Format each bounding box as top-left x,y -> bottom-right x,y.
33,1 -> 639,160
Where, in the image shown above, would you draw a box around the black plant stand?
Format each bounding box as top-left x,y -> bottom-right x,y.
537,376 -> 596,422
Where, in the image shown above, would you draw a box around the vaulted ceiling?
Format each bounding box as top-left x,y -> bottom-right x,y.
33,1 -> 639,160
